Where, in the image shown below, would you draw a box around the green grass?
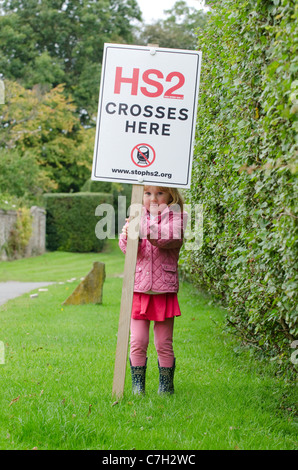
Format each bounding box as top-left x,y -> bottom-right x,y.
0,240 -> 297,450
0,239 -> 124,282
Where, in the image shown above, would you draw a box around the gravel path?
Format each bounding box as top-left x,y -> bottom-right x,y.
0,281 -> 56,306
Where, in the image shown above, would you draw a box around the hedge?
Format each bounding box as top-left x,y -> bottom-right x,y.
80,179 -> 132,234
181,0 -> 297,371
44,192 -> 113,252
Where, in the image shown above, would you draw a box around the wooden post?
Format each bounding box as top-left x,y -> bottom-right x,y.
112,184 -> 144,398
112,44 -> 158,398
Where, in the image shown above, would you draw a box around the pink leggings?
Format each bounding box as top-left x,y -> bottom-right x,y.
130,317 -> 175,368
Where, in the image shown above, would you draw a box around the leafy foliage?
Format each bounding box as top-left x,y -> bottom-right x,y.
0,1 -> 141,207
0,149 -> 53,205
6,207 -> 33,259
0,0 -> 142,123
0,81 -> 93,196
181,0 -> 298,370
136,0 -> 206,49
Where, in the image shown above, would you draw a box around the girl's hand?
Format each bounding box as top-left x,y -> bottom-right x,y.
121,218 -> 130,239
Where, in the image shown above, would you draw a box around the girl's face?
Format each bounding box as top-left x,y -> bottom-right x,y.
143,186 -> 171,215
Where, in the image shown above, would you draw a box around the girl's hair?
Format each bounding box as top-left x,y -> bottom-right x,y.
144,185 -> 184,211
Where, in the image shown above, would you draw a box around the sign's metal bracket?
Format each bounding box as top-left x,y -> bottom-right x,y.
148,43 -> 158,56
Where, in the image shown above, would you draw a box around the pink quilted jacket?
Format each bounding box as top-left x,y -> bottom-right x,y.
119,206 -> 188,293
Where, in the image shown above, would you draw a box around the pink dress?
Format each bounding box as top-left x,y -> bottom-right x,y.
131,292 -> 181,322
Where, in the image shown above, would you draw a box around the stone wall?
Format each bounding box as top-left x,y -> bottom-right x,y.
0,206 -> 46,261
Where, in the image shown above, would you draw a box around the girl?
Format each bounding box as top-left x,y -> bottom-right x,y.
119,186 -> 187,395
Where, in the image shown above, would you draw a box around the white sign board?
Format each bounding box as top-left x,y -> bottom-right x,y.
91,44 -> 202,188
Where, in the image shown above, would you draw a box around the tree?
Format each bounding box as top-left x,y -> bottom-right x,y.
0,80 -> 93,194
136,0 -> 206,50
0,148 -> 55,204
0,0 -> 142,123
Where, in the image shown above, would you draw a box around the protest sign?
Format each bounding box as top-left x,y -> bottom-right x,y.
92,44 -> 202,188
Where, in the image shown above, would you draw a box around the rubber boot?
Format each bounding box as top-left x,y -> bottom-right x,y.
130,358 -> 147,395
158,358 -> 175,395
